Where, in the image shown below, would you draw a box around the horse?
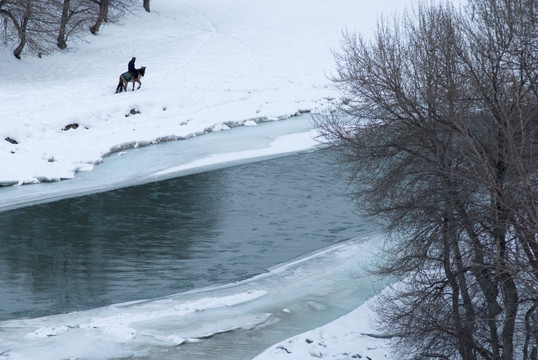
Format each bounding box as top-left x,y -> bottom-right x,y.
116,66 -> 146,93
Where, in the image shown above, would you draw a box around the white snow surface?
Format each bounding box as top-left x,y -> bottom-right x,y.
1,0 -> 416,186
253,302 -> 389,360
0,0 -> 428,359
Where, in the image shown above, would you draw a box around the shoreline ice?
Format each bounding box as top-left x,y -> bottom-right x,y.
0,236 -> 390,360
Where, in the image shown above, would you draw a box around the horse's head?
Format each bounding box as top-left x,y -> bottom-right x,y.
138,67 -> 146,76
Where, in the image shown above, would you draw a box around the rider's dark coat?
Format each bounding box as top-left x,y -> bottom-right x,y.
128,58 -> 138,78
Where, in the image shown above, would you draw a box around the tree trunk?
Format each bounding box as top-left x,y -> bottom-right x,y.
143,0 -> 150,12
57,0 -> 70,49
13,1 -> 30,59
442,215 -> 478,360
89,0 -> 109,35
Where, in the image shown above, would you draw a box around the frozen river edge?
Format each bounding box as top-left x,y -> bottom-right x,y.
0,116 -> 392,360
0,115 -> 320,213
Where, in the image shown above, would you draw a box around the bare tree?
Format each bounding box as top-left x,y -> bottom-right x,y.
88,0 -> 135,35
57,0 -> 92,49
0,0 -> 20,54
7,0 -> 58,58
88,0 -> 109,34
2,0 -> 83,57
1,0 -> 146,57
8,0 -> 31,59
315,0 -> 538,359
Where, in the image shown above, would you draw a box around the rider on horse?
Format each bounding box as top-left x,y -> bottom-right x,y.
116,57 -> 146,93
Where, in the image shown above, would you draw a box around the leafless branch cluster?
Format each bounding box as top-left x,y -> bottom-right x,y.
315,0 -> 538,359
0,0 -> 149,59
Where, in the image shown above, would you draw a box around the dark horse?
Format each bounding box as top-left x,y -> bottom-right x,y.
116,66 -> 146,93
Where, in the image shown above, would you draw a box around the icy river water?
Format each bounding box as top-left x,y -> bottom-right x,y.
0,149 -> 374,321
0,118 -> 386,360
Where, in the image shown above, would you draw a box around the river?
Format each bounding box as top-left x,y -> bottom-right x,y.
0,119 -> 384,360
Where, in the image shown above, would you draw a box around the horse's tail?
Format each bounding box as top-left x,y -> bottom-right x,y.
115,76 -> 124,93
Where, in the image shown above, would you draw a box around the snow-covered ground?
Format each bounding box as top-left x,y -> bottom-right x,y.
0,0 -> 426,358
252,299 -> 390,360
1,0 -> 415,186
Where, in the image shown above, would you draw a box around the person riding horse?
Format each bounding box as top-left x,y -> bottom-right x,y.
116,65 -> 146,93
128,57 -> 139,80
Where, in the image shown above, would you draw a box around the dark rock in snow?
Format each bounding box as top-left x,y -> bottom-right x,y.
63,123 -> 79,131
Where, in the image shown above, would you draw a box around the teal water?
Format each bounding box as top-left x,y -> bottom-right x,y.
0,149 -> 371,321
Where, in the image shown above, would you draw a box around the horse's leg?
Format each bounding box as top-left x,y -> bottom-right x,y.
132,80 -> 136,91
137,80 -> 142,90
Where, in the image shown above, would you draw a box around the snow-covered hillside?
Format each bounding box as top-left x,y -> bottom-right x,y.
1,0 -> 414,186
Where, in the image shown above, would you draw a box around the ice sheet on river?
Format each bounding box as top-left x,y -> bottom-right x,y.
0,115 -> 318,213
0,236 -> 382,360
